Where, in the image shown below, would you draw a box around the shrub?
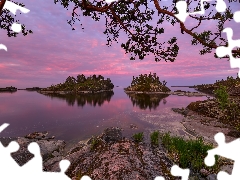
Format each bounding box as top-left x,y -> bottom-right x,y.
160,133 -> 220,172
90,136 -> 99,151
150,131 -> 160,146
132,132 -> 144,143
226,101 -> 240,121
214,85 -> 229,110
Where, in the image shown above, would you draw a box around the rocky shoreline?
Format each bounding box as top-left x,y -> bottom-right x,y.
124,90 -> 208,97
0,132 -> 65,168
172,107 -> 238,145
1,127 -> 232,180
2,76 -> 239,179
38,89 -> 113,95
0,86 -> 17,92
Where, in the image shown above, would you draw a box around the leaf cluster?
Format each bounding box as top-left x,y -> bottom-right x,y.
0,0 -> 33,37
132,132 -> 144,143
54,0 -> 239,61
214,85 -> 229,110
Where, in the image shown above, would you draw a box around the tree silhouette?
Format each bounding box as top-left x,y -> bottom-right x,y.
53,0 -> 239,61
1,0 -> 239,60
0,0 -> 33,37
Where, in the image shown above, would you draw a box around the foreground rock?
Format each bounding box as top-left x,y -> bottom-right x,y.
1,128 -> 230,180
45,128 -> 226,180
187,98 -> 240,130
47,127 -> 177,180
172,106 -> 239,145
0,132 -> 66,167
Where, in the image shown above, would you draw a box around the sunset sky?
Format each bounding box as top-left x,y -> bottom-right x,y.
0,0 -> 240,89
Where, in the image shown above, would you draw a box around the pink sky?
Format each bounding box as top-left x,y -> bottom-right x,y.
0,0 -> 240,88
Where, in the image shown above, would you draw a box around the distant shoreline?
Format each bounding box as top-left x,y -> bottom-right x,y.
171,86 -> 195,88
38,89 -> 114,95
124,90 -> 208,96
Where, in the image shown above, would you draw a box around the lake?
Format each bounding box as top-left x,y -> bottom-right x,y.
0,87 -> 207,146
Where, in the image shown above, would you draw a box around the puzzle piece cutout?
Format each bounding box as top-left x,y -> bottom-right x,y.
171,165 -> 190,180
175,0 -> 227,22
0,123 -> 191,180
234,11 -> 240,23
0,123 -> 92,180
216,27 -> 240,77
205,132 -> 240,180
175,0 -> 240,77
0,0 -> 30,51
105,0 -> 118,4
154,165 -> 190,180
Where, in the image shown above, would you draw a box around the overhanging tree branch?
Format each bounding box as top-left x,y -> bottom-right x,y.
63,0 -> 238,60
1,0 -> 239,60
0,0 -> 6,14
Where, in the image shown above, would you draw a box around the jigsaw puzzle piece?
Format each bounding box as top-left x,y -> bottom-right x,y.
216,28 -> 240,72
0,44 -> 7,51
234,11 -> 240,23
105,0 -> 118,3
215,0 -> 227,13
1,1 -> 31,51
0,123 -> 9,133
204,132 -> 227,167
217,171 -> 232,180
0,123 -> 20,173
40,172 -> 71,180
175,1 -> 188,22
81,176 -> 92,180
3,0 -> 30,15
154,176 -> 165,180
174,0 -> 227,23
171,165 -> 189,180
21,142 -> 43,178
36,160 -> 71,180
205,132 -> 240,179
205,132 -> 239,164
0,141 -> 21,178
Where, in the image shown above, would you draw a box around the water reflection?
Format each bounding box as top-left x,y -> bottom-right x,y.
0,91 -> 17,94
0,88 -> 208,145
126,93 -> 169,110
39,91 -> 114,107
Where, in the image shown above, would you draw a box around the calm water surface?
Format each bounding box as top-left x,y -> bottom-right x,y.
0,87 -> 207,145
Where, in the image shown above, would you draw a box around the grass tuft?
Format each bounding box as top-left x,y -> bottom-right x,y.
132,132 -> 144,143
90,136 -> 99,151
150,131 -> 160,146
160,132 -> 220,172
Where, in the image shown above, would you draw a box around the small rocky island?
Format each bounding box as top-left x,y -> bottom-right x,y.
124,72 -> 171,93
193,75 -> 240,96
0,86 -> 17,92
124,73 -> 206,96
39,74 -> 114,95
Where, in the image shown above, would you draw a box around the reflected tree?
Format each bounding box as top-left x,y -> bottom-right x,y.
40,91 -> 114,107
126,93 -> 169,110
